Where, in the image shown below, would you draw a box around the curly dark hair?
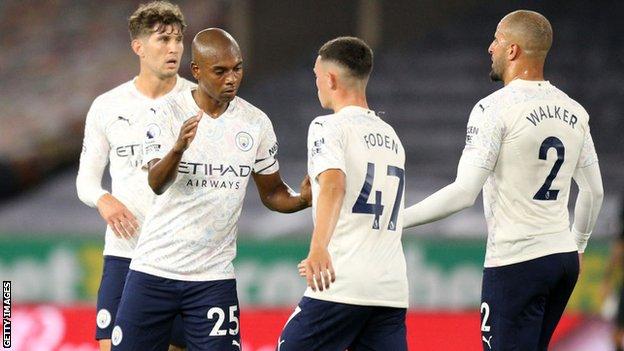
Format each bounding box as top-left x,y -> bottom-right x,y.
128,1 -> 186,40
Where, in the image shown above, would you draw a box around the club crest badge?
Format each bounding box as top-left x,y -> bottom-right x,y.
236,131 -> 253,151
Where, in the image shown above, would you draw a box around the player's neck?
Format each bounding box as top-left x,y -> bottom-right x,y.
134,71 -> 177,99
192,90 -> 229,118
331,92 -> 369,113
504,62 -> 545,85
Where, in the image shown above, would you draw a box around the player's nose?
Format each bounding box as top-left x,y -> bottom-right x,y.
168,41 -> 180,54
224,72 -> 237,84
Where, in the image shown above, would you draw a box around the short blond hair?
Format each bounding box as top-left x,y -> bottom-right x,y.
501,10 -> 552,58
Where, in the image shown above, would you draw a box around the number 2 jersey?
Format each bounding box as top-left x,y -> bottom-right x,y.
463,79 -> 599,268
305,106 -> 408,308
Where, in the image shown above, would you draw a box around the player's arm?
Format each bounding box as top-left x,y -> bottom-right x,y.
251,114 -> 311,212
76,101 -> 138,239
252,172 -> 311,213
571,125 -> 604,256
404,100 -> 500,228
147,111 -> 202,194
571,162 -> 604,253
305,169 -> 343,292
403,158 -> 490,228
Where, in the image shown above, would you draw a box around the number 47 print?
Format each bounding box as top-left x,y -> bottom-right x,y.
352,162 -> 404,231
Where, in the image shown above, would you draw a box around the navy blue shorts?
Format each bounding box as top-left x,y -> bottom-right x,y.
480,251 -> 579,351
96,256 -> 186,347
111,270 -> 240,351
278,297 -> 407,351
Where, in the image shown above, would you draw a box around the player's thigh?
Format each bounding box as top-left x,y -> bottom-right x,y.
112,270 -> 180,351
96,256 -> 131,341
350,307 -> 407,351
480,263 -> 546,351
169,314 -> 187,349
181,279 -> 241,350
538,252 -> 579,350
278,297 -> 367,351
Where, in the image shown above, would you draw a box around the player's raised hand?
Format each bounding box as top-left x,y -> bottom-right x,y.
305,246 -> 336,292
297,259 -> 308,277
299,175 -> 312,207
96,193 -> 139,240
173,110 -> 203,153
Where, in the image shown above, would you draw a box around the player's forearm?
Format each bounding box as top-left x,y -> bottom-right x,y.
403,182 -> 476,228
147,149 -> 184,195
571,163 -> 604,252
253,172 -> 310,213
404,161 -> 489,228
76,158 -> 108,208
265,184 -> 309,213
310,181 -> 345,249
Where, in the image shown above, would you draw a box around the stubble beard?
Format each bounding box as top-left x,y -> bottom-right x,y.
489,69 -> 502,82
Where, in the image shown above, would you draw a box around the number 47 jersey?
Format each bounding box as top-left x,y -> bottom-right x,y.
306,106 -> 408,308
463,79 -> 599,268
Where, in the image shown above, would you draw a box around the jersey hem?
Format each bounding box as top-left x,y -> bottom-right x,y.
303,291 -> 408,308
102,254 -> 132,262
130,264 -> 236,282
484,246 -> 578,268
102,248 -> 133,259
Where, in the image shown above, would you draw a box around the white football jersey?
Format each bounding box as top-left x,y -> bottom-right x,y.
462,79 -> 599,267
130,91 -> 279,281
304,106 -> 408,308
77,76 -> 195,258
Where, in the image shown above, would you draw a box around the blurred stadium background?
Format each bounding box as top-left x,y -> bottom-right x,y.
1,0 -> 622,350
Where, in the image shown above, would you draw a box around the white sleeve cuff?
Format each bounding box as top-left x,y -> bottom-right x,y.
572,227 -> 591,253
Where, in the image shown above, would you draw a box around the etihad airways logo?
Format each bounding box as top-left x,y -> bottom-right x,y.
178,162 -> 252,178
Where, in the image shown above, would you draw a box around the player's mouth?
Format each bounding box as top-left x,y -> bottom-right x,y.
165,59 -> 178,67
222,88 -> 237,96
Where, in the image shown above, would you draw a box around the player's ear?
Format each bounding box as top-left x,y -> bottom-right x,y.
327,72 -> 338,90
508,43 -> 520,61
190,61 -> 200,80
131,39 -> 144,58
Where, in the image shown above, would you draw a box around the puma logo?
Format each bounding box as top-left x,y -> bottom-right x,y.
482,335 -> 492,349
117,116 -> 132,125
232,339 -> 241,349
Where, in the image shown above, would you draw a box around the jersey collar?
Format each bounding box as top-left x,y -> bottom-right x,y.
184,89 -> 238,119
337,105 -> 375,116
129,74 -> 183,101
508,79 -> 551,88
